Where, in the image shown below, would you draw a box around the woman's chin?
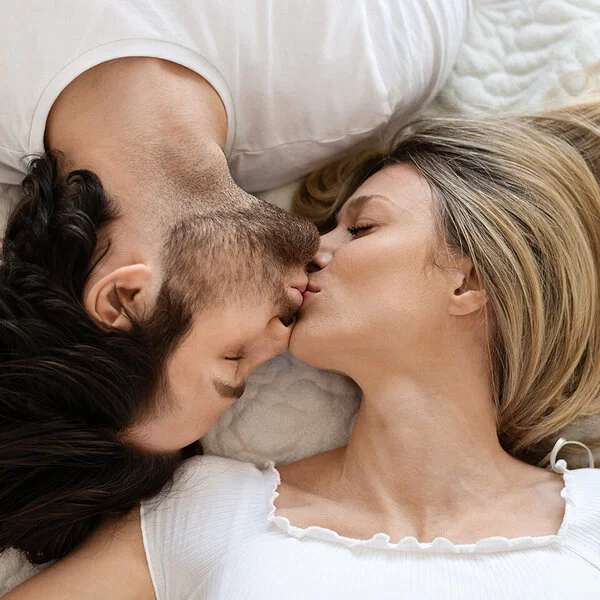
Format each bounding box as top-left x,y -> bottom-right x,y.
289,322 -> 326,367
288,326 -> 309,361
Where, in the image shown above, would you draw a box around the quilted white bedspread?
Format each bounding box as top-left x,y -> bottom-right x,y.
1,0 -> 600,592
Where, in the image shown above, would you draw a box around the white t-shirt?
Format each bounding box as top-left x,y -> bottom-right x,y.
1,0 -> 469,192
141,455 -> 600,600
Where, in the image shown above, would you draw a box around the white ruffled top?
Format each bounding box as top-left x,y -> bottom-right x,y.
142,442 -> 600,600
266,460 -> 573,555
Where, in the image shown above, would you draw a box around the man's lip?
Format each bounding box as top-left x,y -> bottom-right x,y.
288,286 -> 304,306
290,282 -> 308,294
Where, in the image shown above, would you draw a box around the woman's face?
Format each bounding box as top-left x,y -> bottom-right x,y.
291,163 -> 466,374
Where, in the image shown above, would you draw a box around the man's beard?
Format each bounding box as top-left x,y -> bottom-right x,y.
159,197 -> 320,316
121,194 -> 320,414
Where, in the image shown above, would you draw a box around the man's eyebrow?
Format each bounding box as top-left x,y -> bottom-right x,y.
213,378 -> 247,400
336,194 -> 393,224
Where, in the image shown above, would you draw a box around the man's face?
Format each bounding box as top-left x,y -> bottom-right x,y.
127,191 -> 320,451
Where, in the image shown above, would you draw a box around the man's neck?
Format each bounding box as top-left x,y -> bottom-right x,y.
44,57 -> 228,192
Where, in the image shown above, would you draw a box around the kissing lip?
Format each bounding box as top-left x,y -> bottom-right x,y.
304,282 -> 320,295
288,286 -> 305,307
290,280 -> 308,294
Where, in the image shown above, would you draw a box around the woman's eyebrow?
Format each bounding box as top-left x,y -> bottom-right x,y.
336,194 -> 393,224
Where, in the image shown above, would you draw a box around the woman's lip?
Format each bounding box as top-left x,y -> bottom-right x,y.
302,289 -> 318,299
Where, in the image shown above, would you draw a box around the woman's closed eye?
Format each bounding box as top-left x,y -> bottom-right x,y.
346,224 -> 374,237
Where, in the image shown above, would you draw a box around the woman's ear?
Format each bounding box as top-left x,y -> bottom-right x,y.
84,264 -> 154,331
448,259 -> 487,316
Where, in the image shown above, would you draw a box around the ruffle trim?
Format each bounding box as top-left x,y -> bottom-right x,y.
264,459 -> 574,554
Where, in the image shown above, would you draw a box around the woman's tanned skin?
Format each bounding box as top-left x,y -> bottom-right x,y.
6,509 -> 153,600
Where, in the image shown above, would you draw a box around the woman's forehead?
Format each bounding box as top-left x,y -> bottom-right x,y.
341,165 -> 433,219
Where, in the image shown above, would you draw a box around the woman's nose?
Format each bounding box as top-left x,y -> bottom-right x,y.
307,239 -> 334,273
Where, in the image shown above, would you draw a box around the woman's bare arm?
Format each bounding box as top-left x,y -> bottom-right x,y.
4,508 -> 155,600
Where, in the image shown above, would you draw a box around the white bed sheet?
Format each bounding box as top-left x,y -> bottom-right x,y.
1,0 -> 600,592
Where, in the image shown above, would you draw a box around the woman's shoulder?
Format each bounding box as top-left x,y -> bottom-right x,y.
169,454 -> 268,494
562,466 -> 600,563
142,454 -> 271,527
141,455 -> 273,598
565,466 -> 600,520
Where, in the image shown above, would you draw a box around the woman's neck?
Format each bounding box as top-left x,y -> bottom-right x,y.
315,345 -> 550,538
341,378 -> 513,514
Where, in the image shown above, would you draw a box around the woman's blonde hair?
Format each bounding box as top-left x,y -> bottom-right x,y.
294,99 -> 600,463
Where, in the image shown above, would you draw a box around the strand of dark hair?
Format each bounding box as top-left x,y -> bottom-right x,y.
0,152 -> 194,563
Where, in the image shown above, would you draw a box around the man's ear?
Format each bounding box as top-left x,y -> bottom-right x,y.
84,264 -> 154,331
448,259 -> 487,317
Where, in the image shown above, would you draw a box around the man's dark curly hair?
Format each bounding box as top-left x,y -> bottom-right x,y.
0,152 -> 195,564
